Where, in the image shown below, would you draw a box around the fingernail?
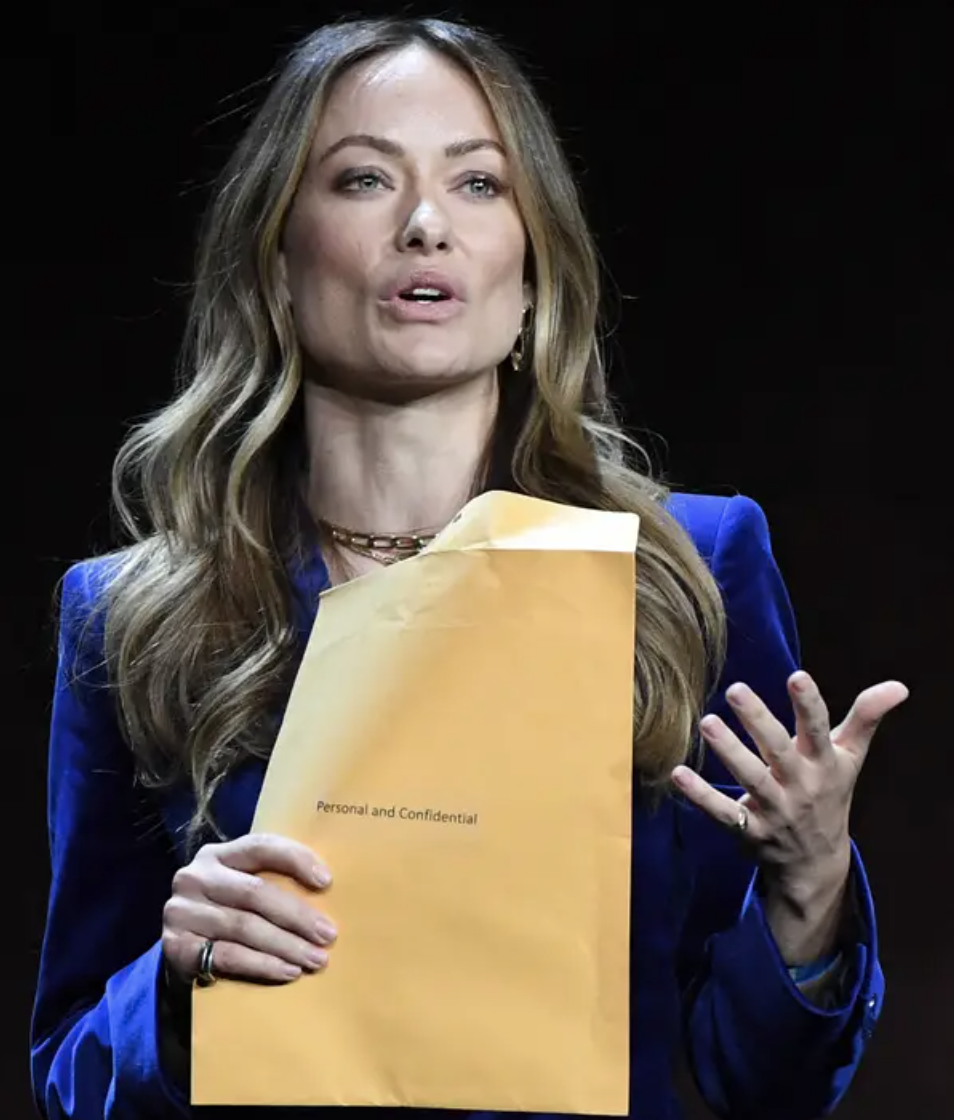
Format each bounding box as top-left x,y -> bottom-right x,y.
304,948 -> 329,971
791,672 -> 810,693
281,963 -> 303,980
314,920 -> 338,945
726,684 -> 749,706
313,865 -> 332,888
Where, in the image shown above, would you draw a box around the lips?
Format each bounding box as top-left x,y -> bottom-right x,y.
382,269 -> 465,303
380,268 -> 465,323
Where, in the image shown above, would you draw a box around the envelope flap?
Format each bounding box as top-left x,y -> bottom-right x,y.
426,491 -> 640,556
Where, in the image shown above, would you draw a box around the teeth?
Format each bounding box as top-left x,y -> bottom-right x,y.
405,287 -> 446,300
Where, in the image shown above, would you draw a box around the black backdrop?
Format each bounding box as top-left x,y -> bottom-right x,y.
17,3 -> 951,1117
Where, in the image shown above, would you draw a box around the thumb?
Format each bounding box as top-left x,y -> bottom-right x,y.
831,680 -> 909,757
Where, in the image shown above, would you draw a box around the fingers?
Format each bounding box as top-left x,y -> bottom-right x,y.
788,672 -> 833,759
199,864 -> 337,945
207,939 -> 312,983
174,839 -> 337,948
165,928 -> 307,985
698,713 -> 782,807
212,832 -> 332,889
166,890 -> 331,966
831,680 -> 909,757
163,832 -> 336,988
670,766 -> 759,838
678,679 -> 804,818
676,675 -> 909,887
724,683 -> 801,779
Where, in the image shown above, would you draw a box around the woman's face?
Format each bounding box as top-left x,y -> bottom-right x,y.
281,45 -> 528,400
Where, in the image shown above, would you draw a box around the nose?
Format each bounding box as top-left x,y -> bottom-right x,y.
396,196 -> 452,254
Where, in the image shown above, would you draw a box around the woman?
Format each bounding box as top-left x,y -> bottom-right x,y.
32,16 -> 906,1120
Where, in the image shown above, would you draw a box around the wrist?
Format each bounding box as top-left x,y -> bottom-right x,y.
764,842 -> 852,916
761,849 -> 852,967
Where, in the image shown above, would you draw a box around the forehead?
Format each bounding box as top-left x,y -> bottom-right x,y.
315,45 -> 502,146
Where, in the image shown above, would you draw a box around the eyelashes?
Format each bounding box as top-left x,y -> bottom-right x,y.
460,174 -> 505,199
336,168 -> 388,192
334,168 -> 508,200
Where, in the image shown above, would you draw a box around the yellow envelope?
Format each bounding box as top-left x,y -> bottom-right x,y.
192,491 -> 639,1114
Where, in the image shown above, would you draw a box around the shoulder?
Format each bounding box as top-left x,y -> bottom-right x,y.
669,493 -> 801,749
58,553 -> 126,627
60,554 -> 122,607
55,552 -> 134,678
664,492 -> 774,580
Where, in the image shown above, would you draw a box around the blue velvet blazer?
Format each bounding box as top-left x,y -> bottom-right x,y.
31,494 -> 884,1119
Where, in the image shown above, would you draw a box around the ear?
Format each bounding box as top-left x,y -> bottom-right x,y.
522,280 -> 535,311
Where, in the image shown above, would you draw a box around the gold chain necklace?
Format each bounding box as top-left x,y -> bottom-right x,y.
319,519 -> 440,566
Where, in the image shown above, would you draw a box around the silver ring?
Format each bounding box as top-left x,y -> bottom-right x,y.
196,938 -> 217,986
734,806 -> 749,835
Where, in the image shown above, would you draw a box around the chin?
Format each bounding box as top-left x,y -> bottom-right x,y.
383,344 -> 497,385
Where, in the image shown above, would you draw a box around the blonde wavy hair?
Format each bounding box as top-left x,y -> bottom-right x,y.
102,16 -> 726,844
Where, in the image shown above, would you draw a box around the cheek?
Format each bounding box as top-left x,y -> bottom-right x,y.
478,220 -> 527,300
487,253 -> 529,337
283,215 -> 375,367
285,215 -> 368,305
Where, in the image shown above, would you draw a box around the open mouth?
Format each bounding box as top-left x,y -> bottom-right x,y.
399,287 -> 452,303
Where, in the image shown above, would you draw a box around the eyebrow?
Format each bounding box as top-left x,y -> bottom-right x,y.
316,133 -> 506,164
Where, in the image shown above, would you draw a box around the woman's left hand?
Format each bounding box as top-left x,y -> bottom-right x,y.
671,670 -> 908,960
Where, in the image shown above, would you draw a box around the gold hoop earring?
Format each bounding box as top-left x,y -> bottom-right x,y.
510,305 -> 533,371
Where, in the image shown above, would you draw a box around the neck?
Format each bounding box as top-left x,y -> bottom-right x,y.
302,373 -> 499,536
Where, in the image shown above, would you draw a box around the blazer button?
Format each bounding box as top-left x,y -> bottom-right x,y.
861,995 -> 878,1040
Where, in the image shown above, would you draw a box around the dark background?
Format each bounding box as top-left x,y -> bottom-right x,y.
17,2 -> 951,1116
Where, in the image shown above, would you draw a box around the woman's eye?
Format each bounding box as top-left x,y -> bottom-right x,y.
461,174 -> 503,199
339,170 -> 387,192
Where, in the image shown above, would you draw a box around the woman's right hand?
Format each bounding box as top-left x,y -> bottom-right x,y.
162,833 -> 336,986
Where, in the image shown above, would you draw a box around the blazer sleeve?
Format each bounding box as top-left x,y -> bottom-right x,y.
31,561 -> 191,1119
676,495 -> 884,1120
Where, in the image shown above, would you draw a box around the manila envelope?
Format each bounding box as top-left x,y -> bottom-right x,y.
192,490 -> 639,1114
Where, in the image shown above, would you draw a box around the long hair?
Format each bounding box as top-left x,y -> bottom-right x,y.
102,16 -> 726,844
